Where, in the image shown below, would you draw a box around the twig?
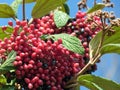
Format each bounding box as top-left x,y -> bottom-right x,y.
77,0 -> 88,10
91,54 -> 101,65
66,61 -> 92,85
92,19 -> 103,29
94,0 -> 97,6
22,0 -> 25,20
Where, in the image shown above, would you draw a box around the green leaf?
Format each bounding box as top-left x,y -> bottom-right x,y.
63,3 -> 70,15
8,78 -> 16,86
0,4 -> 16,18
100,26 -> 120,55
89,26 -> 120,57
54,10 -> 70,28
101,44 -> 120,54
32,0 -> 66,18
60,3 -> 70,15
11,0 -> 22,15
77,74 -> 120,90
79,80 -> 102,90
89,31 -> 101,58
0,26 -> 13,40
103,26 -> 120,45
0,75 -> 7,86
40,35 -> 49,40
0,85 -> 14,90
0,50 -> 16,72
0,66 -> 15,72
51,33 -> 84,55
87,4 -> 105,14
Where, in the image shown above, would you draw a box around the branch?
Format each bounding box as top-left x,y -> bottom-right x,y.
94,0 -> 97,6
77,0 -> 88,10
22,0 -> 26,20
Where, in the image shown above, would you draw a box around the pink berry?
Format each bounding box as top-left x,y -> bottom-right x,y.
28,83 -> 33,89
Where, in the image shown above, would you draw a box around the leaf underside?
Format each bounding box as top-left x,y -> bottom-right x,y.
0,50 -> 16,72
0,4 -> 16,18
54,10 -> 70,28
32,0 -> 66,18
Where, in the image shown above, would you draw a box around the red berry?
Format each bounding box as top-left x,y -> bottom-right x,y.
21,20 -> 27,27
2,26 -> 7,31
38,79 -> 43,85
16,20 -> 21,25
28,64 -> 33,69
29,60 -> 35,65
8,20 -> 13,26
0,12 -> 101,89
28,83 -> 33,89
16,56 -> 21,61
24,78 -> 30,84
51,86 -> 57,90
13,61 -> 18,66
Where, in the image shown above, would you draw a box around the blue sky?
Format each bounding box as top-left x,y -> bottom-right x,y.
0,0 -> 120,90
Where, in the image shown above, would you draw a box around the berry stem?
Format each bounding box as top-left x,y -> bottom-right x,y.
91,18 -> 103,29
22,0 -> 26,20
12,17 -> 19,21
28,18 -> 34,25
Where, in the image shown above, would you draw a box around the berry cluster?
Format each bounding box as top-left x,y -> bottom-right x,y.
0,11 -> 101,90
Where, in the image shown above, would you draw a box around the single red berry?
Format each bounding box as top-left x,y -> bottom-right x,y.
2,26 -> 7,31
8,20 -> 13,26
24,78 -> 30,84
13,61 -> 18,66
51,86 -> 57,90
16,20 -> 21,25
38,79 -> 43,85
28,83 -> 33,89
21,20 -> 27,27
